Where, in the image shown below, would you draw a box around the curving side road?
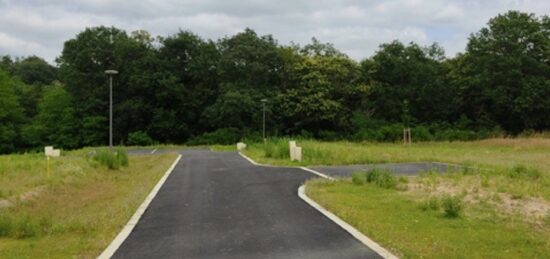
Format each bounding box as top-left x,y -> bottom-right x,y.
113,150 -> 381,259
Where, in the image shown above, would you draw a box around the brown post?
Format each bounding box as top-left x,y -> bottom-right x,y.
403,128 -> 412,145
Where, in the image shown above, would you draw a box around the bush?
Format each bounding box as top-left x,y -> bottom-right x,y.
419,197 -> 440,211
508,165 -> 541,180
187,128 -> 241,145
0,214 -> 46,239
127,131 -> 154,146
263,139 -> 290,159
352,172 -> 366,185
92,149 -> 129,170
442,195 -> 462,218
365,169 -> 397,189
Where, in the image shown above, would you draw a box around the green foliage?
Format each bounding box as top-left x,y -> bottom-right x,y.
352,172 -> 366,185
508,165 -> 541,180
442,195 -> 463,218
419,197 -> 440,211
0,69 -> 25,153
127,131 -> 154,146
92,149 -> 129,170
12,56 -> 57,85
3,11 -> 550,153
0,213 -> 49,239
24,86 -> 79,149
262,139 -> 290,159
187,128 -> 241,145
365,169 -> 398,189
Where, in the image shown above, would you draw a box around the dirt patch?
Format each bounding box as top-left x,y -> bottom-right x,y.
0,186 -> 47,210
406,181 -> 550,221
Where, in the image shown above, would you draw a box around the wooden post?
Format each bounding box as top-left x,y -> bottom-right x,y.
403,128 -> 412,145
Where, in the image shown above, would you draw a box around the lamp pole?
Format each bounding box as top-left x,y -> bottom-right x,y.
105,70 -> 118,149
261,98 -> 268,142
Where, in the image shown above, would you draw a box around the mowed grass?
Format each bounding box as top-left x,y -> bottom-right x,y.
0,151 -> 178,258
241,138 -> 550,200
306,179 -> 550,259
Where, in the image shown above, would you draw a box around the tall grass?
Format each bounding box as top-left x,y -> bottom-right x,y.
0,151 -> 177,257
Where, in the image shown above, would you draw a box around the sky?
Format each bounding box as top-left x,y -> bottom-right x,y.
0,0 -> 548,64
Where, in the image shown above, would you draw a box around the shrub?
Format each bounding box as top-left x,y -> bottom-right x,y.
442,195 -> 462,218
0,214 -> 46,239
263,139 -> 290,159
366,169 -> 397,189
419,197 -> 440,211
508,165 -> 541,180
127,131 -> 154,146
352,172 -> 366,185
318,130 -> 341,141
92,149 -> 129,170
187,128 -> 241,145
412,126 -> 433,141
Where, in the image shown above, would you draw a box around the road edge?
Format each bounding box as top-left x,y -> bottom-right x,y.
97,154 -> 182,259
238,152 -> 333,180
298,185 -> 398,259
238,151 -> 395,258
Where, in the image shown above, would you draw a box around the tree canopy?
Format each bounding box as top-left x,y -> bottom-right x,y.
0,10 -> 548,153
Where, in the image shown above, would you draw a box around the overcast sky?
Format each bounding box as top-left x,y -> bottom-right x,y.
0,0 -> 548,64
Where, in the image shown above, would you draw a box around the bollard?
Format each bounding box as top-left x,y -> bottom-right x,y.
289,141 -> 296,161
236,142 -> 247,151
294,146 -> 302,162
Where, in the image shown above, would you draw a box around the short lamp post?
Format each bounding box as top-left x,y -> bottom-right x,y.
261,98 -> 268,142
105,70 -> 118,149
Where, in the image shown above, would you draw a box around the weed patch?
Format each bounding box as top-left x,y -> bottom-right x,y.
366,169 -> 398,189
352,172 -> 366,185
442,195 -> 463,218
419,197 -> 440,211
508,165 -> 541,180
91,149 -> 129,170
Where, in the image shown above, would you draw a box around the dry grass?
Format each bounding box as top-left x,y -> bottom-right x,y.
0,151 -> 178,258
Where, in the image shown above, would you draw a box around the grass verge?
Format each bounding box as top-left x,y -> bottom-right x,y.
0,151 -> 178,258
241,138 -> 550,200
306,178 -> 550,258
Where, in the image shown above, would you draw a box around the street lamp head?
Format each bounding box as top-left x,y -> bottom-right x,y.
261,98 -> 268,103
105,70 -> 119,75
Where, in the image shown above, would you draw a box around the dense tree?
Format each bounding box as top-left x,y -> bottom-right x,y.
456,11 -> 550,132
365,41 -> 452,124
12,56 -> 57,85
2,10 -> 549,153
23,86 -> 79,148
0,69 -> 25,153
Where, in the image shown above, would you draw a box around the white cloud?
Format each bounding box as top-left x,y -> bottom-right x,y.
0,0 -> 548,63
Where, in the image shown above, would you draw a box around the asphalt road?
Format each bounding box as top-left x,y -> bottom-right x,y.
311,162 -> 460,178
113,150 -> 381,259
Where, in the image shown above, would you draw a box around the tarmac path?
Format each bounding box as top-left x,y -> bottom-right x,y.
113,149 -> 381,258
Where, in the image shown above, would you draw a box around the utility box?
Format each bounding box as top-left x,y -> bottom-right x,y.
236,142 -> 247,151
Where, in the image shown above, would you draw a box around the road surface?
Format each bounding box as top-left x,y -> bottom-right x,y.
113,150 -> 381,259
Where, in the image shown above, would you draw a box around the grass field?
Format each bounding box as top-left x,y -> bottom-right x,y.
0,150 -> 178,258
240,138 -> 550,200
236,138 -> 550,258
306,179 -> 550,258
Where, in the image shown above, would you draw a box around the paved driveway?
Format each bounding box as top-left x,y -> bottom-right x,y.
113,150 -> 381,259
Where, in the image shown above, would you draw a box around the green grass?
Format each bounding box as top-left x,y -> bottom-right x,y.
241,138 -> 550,200
0,150 -> 178,258
306,179 -> 550,258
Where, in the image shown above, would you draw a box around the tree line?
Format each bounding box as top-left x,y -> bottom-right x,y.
0,11 -> 548,153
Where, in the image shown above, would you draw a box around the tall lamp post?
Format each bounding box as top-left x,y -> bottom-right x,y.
105,70 -> 118,149
261,98 -> 268,142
